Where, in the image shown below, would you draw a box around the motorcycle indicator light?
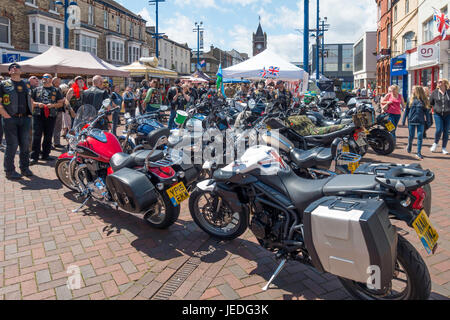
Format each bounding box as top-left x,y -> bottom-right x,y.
412,188 -> 426,210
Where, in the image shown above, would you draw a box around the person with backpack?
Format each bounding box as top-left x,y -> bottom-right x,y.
406,86 -> 431,160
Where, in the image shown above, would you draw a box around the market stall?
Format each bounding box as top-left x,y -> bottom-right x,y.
119,61 -> 178,80
0,46 -> 129,77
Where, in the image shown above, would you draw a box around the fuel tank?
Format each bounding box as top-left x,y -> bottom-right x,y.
81,131 -> 122,163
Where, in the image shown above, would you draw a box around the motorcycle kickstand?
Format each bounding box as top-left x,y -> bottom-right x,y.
262,258 -> 287,291
72,195 -> 91,213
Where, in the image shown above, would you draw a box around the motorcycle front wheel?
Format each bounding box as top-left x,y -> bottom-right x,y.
368,129 -> 395,155
338,235 -> 431,300
143,191 -> 180,229
55,158 -> 78,192
188,187 -> 248,240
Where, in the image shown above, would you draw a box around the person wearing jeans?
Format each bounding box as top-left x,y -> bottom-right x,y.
111,85 -> 123,136
406,86 -> 431,160
429,79 -> 450,154
381,85 -> 406,144
0,114 -> 4,148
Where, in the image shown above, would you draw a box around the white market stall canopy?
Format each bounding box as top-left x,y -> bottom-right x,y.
223,49 -> 306,81
0,46 -> 129,77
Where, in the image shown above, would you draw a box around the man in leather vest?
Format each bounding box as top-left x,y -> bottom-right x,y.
30,73 -> 64,164
82,75 -> 112,130
274,80 -> 293,112
0,63 -> 34,179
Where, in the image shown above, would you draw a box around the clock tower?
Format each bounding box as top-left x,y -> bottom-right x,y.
252,17 -> 267,56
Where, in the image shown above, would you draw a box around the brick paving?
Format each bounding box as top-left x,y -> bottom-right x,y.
0,124 -> 449,300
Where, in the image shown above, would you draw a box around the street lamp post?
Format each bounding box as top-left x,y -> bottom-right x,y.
149,0 -> 165,59
321,17 -> 328,75
193,22 -> 204,70
303,0 -> 309,74
55,0 -> 78,49
316,0 -> 320,80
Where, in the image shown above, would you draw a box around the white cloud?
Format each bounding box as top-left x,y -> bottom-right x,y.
138,8 -> 154,26
228,25 -> 253,55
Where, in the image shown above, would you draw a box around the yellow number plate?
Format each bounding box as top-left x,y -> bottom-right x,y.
385,121 -> 395,132
412,210 -> 439,254
166,182 -> 190,207
342,144 -> 350,153
348,161 -> 360,174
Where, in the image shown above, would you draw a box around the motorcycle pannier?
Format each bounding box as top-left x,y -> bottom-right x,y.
303,197 -> 397,289
106,168 -> 158,214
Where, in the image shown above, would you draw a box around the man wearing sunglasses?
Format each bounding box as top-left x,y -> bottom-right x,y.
30,73 -> 64,165
0,63 -> 34,179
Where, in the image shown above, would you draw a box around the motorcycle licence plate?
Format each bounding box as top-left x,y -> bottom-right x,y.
412,210 -> 439,254
356,133 -> 367,147
166,182 -> 190,207
385,121 -> 395,132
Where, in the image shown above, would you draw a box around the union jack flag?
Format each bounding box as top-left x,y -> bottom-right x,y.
259,67 -> 267,78
434,9 -> 450,40
268,66 -> 280,77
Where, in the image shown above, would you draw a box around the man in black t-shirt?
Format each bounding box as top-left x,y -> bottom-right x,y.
30,73 -> 64,164
82,75 -> 112,130
0,63 -> 34,179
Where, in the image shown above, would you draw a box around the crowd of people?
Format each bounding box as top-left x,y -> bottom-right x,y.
1,61 -> 295,180
378,81 -> 450,160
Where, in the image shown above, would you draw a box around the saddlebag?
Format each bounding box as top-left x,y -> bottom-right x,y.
106,168 -> 158,214
303,197 -> 397,289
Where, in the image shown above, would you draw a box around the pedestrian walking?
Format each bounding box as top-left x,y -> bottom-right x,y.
52,77 -> 65,149
429,79 -> 450,155
0,63 -> 34,179
380,85 -> 406,143
406,86 -> 431,160
30,73 -> 64,165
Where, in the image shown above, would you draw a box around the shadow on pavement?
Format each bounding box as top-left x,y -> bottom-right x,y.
18,175 -> 63,190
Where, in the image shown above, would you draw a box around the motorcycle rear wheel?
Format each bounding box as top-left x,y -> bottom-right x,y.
144,191 -> 180,229
189,187 -> 248,240
55,158 -> 78,192
338,235 -> 431,300
368,129 -> 395,155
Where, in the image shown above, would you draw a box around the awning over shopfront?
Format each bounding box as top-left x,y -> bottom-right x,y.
0,46 -> 129,77
119,61 -> 178,79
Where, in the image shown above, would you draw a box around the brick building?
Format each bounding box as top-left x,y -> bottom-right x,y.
0,0 -> 155,68
376,0 -> 393,95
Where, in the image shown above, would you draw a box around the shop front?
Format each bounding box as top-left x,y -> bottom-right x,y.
406,35 -> 449,92
390,54 -> 408,100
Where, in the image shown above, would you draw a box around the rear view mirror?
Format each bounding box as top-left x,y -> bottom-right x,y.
102,99 -> 111,107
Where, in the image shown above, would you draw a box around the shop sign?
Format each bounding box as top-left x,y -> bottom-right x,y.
418,44 -> 439,62
391,57 -> 406,71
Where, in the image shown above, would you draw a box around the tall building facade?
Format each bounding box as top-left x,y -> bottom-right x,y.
252,21 -> 267,56
0,0 -> 155,67
309,43 -> 355,90
353,31 -> 377,90
158,35 -> 190,75
376,0 -> 393,95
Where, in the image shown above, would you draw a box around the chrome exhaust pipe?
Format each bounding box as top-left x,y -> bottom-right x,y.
74,164 -> 88,192
68,157 -> 78,187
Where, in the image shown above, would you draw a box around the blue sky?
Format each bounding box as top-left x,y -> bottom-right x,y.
120,0 -> 377,61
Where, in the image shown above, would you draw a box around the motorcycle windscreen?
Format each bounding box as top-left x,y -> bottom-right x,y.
72,104 -> 97,133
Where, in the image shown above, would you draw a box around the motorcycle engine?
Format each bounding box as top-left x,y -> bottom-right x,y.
250,207 -> 284,249
87,178 -> 109,201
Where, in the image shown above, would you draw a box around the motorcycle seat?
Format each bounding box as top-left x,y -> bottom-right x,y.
289,147 -> 332,169
323,174 -> 378,195
110,150 -> 164,172
303,124 -> 355,144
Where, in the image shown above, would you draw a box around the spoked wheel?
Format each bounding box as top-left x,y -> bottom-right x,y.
144,191 -> 180,229
188,187 -> 247,240
338,235 -> 431,300
55,158 -> 78,191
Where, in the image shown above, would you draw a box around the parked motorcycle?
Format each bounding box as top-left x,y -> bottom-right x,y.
55,102 -> 184,229
189,145 -> 437,300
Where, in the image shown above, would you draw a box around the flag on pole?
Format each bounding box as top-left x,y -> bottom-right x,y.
216,64 -> 226,97
433,8 -> 450,40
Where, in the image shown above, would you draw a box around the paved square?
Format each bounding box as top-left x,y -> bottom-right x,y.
0,125 -> 449,300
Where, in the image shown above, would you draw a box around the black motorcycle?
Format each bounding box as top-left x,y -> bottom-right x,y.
189,147 -> 437,300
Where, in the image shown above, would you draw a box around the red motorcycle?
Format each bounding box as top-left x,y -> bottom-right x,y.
55,102 -> 185,229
